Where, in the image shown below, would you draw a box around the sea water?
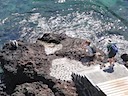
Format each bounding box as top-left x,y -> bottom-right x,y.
0,0 -> 128,56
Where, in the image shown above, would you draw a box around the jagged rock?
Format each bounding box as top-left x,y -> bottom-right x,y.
0,33 -> 106,96
121,53 -> 128,67
121,53 -> 128,62
53,37 -> 87,60
53,80 -> 77,96
12,82 -> 54,96
3,40 -> 18,50
0,41 -> 51,94
38,33 -> 67,44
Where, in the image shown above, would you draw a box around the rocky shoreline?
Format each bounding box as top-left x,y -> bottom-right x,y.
0,33 -> 106,96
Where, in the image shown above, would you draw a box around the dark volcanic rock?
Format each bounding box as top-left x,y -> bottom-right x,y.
121,53 -> 128,62
0,36 -> 78,95
12,82 -> 54,96
0,41 -> 51,94
121,53 -> 128,67
54,38 -> 86,60
53,80 -> 77,96
35,73 -> 77,96
0,33 -> 106,96
38,33 -> 67,44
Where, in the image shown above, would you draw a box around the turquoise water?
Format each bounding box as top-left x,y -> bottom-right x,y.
0,0 -> 128,48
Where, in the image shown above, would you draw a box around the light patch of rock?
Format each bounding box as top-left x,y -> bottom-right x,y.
50,58 -> 100,81
37,40 -> 63,55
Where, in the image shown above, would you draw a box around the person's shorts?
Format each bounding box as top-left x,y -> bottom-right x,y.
108,52 -> 116,58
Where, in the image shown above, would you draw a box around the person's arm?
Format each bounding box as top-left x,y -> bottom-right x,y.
107,44 -> 111,53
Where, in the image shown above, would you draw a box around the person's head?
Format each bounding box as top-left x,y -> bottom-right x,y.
85,40 -> 91,45
108,39 -> 111,42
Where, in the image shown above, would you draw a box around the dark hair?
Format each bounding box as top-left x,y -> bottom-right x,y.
108,40 -> 111,42
85,40 -> 91,45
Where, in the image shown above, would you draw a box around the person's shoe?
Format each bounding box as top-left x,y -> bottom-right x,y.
109,65 -> 114,70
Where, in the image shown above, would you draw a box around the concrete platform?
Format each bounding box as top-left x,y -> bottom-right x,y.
77,63 -> 128,96
97,77 -> 128,96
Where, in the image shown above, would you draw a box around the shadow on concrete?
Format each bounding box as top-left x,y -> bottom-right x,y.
103,66 -> 114,73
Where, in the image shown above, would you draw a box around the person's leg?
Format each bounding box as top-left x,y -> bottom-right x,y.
109,52 -> 116,66
108,52 -> 116,70
109,57 -> 115,70
109,58 -> 112,65
108,52 -> 112,65
112,57 -> 115,65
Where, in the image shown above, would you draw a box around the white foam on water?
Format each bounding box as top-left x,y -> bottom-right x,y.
18,11 -> 128,56
57,0 -> 66,3
55,0 -> 66,3
1,17 -> 8,24
28,13 -> 41,23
